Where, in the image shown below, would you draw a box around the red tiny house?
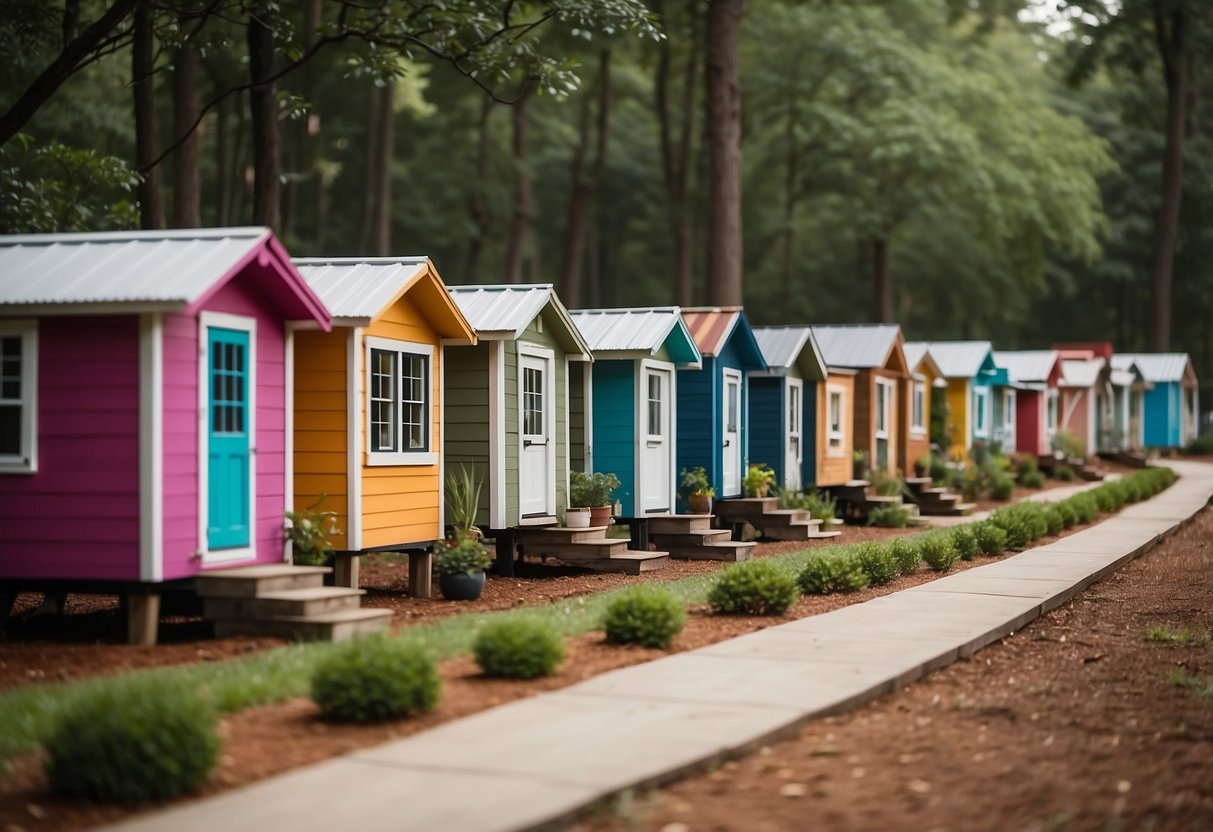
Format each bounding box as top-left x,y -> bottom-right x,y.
993,350 -> 1063,457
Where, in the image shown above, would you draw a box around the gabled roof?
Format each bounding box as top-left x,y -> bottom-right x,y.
447,284 -> 590,359
680,307 -> 765,368
811,324 -> 904,371
752,326 -> 826,381
294,257 -> 475,342
992,350 -> 1062,388
920,341 -> 995,380
0,227 -> 329,325
1114,353 -> 1195,385
902,342 -> 942,381
569,307 -> 701,368
1060,357 -> 1106,388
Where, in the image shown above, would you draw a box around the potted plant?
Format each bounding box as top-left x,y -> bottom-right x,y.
284,495 -> 341,567
852,449 -> 869,481
742,464 -> 776,498
680,466 -> 715,514
445,464 -> 484,540
913,453 -> 931,479
564,506 -> 592,528
434,532 -> 493,601
569,470 -> 621,527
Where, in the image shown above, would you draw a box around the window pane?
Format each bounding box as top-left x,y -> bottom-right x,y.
524,367 -> 543,436
648,374 -> 661,435
0,404 -> 20,455
726,383 -> 738,432
370,349 -> 396,452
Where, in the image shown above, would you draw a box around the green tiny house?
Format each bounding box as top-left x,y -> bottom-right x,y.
445,285 -> 591,530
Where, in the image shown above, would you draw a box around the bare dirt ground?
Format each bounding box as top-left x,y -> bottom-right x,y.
579,504 -> 1213,832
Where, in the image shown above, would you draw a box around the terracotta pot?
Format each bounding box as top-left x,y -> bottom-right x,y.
438,571 -> 485,601
688,493 -> 713,514
565,507 -> 592,528
588,504 -> 613,527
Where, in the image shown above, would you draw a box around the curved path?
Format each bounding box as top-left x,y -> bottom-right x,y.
102,461 -> 1213,832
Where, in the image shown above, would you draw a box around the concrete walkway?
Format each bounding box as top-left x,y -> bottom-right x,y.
103,461 -> 1213,832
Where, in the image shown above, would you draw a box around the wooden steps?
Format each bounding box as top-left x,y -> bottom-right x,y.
713,497 -> 842,542
629,514 -> 756,561
515,526 -> 670,574
196,564 -> 390,642
1039,454 -> 1105,482
1099,450 -> 1149,469
904,477 -> 976,517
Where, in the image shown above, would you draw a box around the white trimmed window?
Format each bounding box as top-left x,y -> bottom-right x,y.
911,381 -> 926,436
974,387 -> 990,438
0,321 -> 37,474
1046,390 -> 1059,433
827,385 -> 845,457
1003,389 -> 1016,428
875,378 -> 894,438
365,336 -> 435,466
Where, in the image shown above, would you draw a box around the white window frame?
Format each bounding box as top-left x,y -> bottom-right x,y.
973,386 -> 990,438
1046,389 -> 1059,436
1003,389 -> 1016,428
644,366 -> 665,442
365,335 -> 436,467
826,384 -> 846,457
0,320 -> 37,474
874,377 -> 894,439
910,380 -> 926,437
787,378 -> 803,465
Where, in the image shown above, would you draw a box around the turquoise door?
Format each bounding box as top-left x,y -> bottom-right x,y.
207,327 -> 251,550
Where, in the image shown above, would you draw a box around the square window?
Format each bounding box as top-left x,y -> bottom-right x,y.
367,339 -> 432,463
0,323 -> 36,471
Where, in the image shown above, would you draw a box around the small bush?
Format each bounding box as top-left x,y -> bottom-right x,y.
1056,500 -> 1078,529
1185,429 -> 1213,455
951,526 -> 981,561
312,636 -> 440,722
1093,485 -> 1120,512
869,503 -> 914,528
974,522 -> 1008,555
473,619 -> 565,678
1054,465 -> 1076,482
602,586 -> 686,649
1020,470 -> 1045,489
920,535 -> 960,572
45,678 -> 220,803
989,474 -> 1016,501
709,560 -> 798,615
989,509 -> 1031,549
1043,504 -> 1065,535
798,553 -> 871,594
1016,456 -> 1040,477
889,537 -> 922,573
1018,503 -> 1049,540
1068,493 -> 1099,523
928,456 -> 949,482
870,470 -> 904,497
854,541 -> 899,585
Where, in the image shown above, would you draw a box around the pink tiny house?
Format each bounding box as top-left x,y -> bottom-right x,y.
0,228 -> 330,642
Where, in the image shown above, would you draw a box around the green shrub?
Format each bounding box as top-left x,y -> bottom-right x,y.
1043,504 -> 1065,535
708,560 -> 798,615
312,636 -> 440,722
889,537 -> 921,574
1020,470 -> 1045,489
777,488 -> 836,523
920,535 -> 960,572
602,586 -> 686,649
1185,429 -> 1213,455
870,470 -> 904,497
1054,465 -> 1076,482
868,503 -> 914,527
1016,456 -> 1040,477
1093,485 -> 1119,512
473,619 -> 565,678
990,510 -> 1031,550
951,527 -> 981,561
928,456 -> 949,483
1068,493 -> 1098,523
45,678 -> 220,803
989,474 -> 1016,500
798,553 -> 871,594
1120,477 -> 1144,503
974,522 -> 1008,555
1018,503 -> 1049,540
1056,500 -> 1078,529
854,541 -> 899,585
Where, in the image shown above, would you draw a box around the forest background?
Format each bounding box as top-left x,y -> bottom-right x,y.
2,0 -> 1211,408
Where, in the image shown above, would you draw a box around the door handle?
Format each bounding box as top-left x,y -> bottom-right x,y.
524,439 -> 549,447
723,439 -> 731,447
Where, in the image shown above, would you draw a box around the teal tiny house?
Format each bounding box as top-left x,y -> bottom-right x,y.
1111,353 -> 1198,449
677,307 -> 766,498
569,308 -> 702,516
749,326 -> 827,491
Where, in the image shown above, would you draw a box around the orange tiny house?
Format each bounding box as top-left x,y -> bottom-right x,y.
291,258 -> 475,590
900,343 -> 942,475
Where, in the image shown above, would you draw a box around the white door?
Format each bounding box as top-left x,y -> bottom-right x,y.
785,378 -> 803,491
639,364 -> 673,513
519,351 -> 553,517
722,369 -> 742,496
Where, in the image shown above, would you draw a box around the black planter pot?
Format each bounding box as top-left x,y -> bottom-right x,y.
438,571 -> 486,601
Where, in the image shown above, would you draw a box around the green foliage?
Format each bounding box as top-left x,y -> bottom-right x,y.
708,561 -> 798,616
570,470 -> 620,507
798,553 -> 871,595
889,537 -> 922,573
778,488 -> 837,523
1093,484 -> 1120,512
1054,465 -> 1076,482
44,677 -> 219,803
1043,504 -> 1065,536
1051,430 -> 1087,459
1145,626 -> 1211,647
928,454 -> 950,483
601,586 -> 686,649
1020,470 -> 1045,489
445,464 -> 484,532
919,535 -> 960,572
680,466 -> 714,497
989,473 -> 1016,500
743,464 -> 777,498
868,503 -> 914,527
1066,493 -> 1099,524
854,541 -> 900,585
974,521 -> 1008,555
870,469 -> 904,497
1186,430 -> 1213,455
1057,500 -> 1079,529
473,619 -> 565,679
989,509 -> 1030,550
284,495 -> 341,566
950,526 -> 981,561
434,531 -> 492,576
1016,455 -> 1040,477
311,637 -> 440,722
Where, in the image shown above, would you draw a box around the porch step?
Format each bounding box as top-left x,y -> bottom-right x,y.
644,514 -> 714,535
714,498 -> 826,541
515,530 -> 669,574
194,564 -> 329,598
213,607 -> 392,642
518,525 -> 610,545
1099,450 -> 1149,469
1075,465 -> 1105,482
202,586 -> 365,620
650,529 -> 734,548
713,497 -> 779,522
660,540 -> 755,562
761,525 -> 843,542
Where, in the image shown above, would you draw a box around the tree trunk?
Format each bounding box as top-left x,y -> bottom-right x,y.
873,237 -> 893,323
374,78 -> 395,256
504,87 -> 535,285
587,217 -> 602,306
1147,1 -> 1189,351
215,94 -> 230,225
558,50 -> 613,308
357,84 -> 380,253
282,0 -> 323,242
248,7 -> 280,231
132,1 -> 164,229
705,0 -> 746,307
464,97 -> 496,282
229,91 -> 249,224
171,16 -> 200,228
779,73 -> 801,311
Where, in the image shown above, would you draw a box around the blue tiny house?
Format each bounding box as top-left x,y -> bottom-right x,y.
569,308 -> 702,516
749,326 -> 827,491
1115,353 -> 1198,449
677,308 -> 766,498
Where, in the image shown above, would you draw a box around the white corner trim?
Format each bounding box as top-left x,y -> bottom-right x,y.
489,340 -> 505,529
347,327 -> 364,551
437,343 -> 446,539
139,313 -> 164,581
563,355 -> 571,512
283,323 -> 295,562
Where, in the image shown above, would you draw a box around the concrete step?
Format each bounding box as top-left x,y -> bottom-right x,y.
202,586 -> 365,620
194,564 -> 330,598
713,497 -> 780,522
213,607 -> 392,642
663,541 -> 755,562
650,529 -> 734,548
567,551 -> 671,574
762,525 -> 844,541
645,514 -> 713,535
516,526 -> 610,545
522,539 -> 630,561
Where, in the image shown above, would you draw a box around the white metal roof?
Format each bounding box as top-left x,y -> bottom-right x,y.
753,326 -> 827,379
0,227 -> 272,309
1060,357 -> 1106,388
810,324 -> 900,369
571,307 -> 680,352
922,340 -> 993,379
992,350 -> 1060,385
1114,352 -> 1192,384
903,342 -> 929,371
447,284 -> 590,357
294,257 -> 428,321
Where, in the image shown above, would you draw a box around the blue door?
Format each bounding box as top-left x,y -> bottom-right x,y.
207,327 -> 251,550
